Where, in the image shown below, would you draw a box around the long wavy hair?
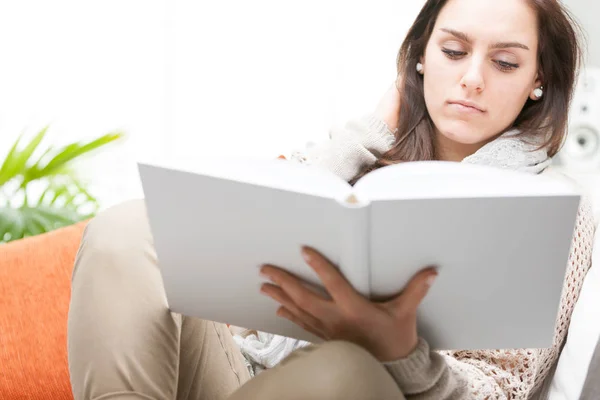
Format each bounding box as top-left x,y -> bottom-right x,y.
350,0 -> 584,185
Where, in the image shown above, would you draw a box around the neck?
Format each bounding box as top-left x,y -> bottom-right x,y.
434,131 -> 496,162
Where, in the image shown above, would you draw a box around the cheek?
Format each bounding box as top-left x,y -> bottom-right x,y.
491,79 -> 528,105
422,67 -> 453,114
486,79 -> 531,124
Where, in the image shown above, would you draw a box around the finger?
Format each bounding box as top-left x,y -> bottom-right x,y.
387,267 -> 438,315
277,306 -> 327,340
260,264 -> 333,318
260,283 -> 325,333
301,246 -> 364,307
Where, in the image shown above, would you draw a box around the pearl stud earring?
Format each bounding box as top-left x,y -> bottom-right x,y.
416,63 -> 424,73
533,86 -> 544,99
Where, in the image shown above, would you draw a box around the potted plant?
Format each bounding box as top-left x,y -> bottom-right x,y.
0,126 -> 124,243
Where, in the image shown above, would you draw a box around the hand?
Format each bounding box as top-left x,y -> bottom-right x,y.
374,76 -> 403,134
259,246 -> 437,362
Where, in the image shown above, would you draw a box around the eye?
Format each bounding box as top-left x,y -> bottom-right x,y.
442,48 -> 466,59
495,60 -> 519,72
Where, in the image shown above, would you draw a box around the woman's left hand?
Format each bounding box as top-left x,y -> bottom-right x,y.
259,246 -> 438,362
374,77 -> 403,133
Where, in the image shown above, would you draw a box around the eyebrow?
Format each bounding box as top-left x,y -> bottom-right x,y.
440,28 -> 530,50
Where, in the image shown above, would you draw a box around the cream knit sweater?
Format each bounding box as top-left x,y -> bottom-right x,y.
237,114 -> 596,399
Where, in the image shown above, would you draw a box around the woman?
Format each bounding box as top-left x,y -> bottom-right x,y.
67,0 -> 596,399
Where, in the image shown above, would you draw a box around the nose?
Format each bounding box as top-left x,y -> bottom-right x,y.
460,58 -> 485,93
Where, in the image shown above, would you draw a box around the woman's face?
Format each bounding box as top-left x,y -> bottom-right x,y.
421,0 -> 542,159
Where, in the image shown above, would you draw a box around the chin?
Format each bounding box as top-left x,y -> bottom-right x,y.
437,120 -> 489,145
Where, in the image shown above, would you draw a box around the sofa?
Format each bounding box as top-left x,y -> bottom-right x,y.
1,221 -> 88,399
0,184 -> 598,399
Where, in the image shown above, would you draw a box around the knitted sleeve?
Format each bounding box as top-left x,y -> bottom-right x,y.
289,113 -> 396,182
384,200 -> 596,399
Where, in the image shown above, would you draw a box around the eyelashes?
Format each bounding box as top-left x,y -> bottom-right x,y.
441,48 -> 519,72
442,49 -> 466,58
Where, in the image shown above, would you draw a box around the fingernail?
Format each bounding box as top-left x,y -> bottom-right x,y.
259,267 -> 271,280
426,274 -> 437,288
301,247 -> 311,263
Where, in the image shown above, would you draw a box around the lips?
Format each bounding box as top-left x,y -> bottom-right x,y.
447,100 -> 485,113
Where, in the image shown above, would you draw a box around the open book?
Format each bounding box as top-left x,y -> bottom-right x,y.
137,157 -> 581,350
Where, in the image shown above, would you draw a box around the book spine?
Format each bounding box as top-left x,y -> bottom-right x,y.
335,199 -> 370,297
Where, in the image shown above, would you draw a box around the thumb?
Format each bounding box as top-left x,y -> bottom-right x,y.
388,267 -> 438,314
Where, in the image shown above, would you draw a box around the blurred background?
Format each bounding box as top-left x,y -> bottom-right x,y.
0,0 -> 599,242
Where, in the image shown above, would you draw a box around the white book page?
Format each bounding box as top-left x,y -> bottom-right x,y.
367,195 -> 579,351
148,155 -> 354,201
352,160 -> 579,200
137,159 -> 365,342
349,160 -> 581,350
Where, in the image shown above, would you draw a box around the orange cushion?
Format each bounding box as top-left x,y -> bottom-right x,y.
0,221 -> 88,400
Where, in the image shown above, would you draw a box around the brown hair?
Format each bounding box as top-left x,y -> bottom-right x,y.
350,0 -> 585,185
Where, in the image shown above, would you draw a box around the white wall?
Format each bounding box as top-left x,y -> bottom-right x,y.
0,0 -> 424,210
168,0 -> 424,162
564,0 -> 600,68
0,0 -> 167,209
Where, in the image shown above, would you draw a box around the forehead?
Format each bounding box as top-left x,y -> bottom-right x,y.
434,0 -> 539,47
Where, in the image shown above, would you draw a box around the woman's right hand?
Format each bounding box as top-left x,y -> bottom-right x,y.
259,246 -> 438,362
374,76 -> 402,133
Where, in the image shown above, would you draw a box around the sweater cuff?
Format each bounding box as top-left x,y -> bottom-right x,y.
356,113 -> 397,153
383,338 -> 445,394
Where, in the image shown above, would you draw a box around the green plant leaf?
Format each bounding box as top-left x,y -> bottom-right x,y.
23,143 -> 79,183
38,205 -> 94,230
0,209 -> 16,242
0,126 -> 122,243
62,190 -> 78,208
50,184 -> 69,206
35,145 -> 55,167
34,132 -> 123,179
0,205 -> 94,243
0,126 -> 48,187
28,209 -> 54,232
22,209 -> 45,236
27,165 -> 75,186
37,183 -> 53,206
0,208 -> 25,242
72,179 -> 98,205
14,126 -> 48,176
24,145 -> 57,188
0,135 -> 22,187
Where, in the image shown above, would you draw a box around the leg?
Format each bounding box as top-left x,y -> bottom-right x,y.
67,199 -> 251,400
228,341 -> 405,400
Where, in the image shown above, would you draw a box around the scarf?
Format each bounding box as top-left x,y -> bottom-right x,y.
462,128 -> 551,174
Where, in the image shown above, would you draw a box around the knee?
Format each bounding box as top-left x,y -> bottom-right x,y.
73,199 -> 152,274
231,342 -> 401,400
309,341 -> 389,383
315,341 -> 381,371
295,341 -> 399,398
82,199 -> 150,251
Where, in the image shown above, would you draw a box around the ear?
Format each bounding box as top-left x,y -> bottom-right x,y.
529,74 -> 544,101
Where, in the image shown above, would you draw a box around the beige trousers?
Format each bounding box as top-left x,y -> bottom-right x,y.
67,199 -> 405,400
